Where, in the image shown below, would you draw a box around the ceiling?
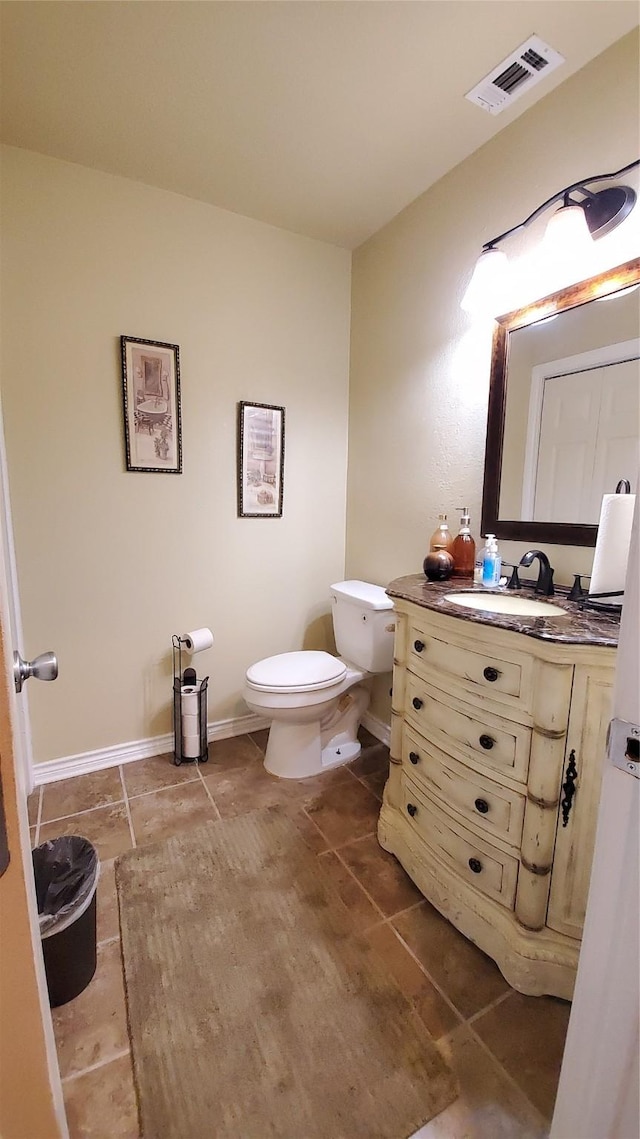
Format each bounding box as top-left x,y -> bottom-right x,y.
1,2 -> 638,248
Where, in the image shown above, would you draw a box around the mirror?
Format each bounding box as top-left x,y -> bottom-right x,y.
481,258 -> 640,547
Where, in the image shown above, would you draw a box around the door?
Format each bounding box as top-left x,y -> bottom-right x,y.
551,500 -> 639,1138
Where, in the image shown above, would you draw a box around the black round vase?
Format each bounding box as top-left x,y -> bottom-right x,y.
423,549 -> 454,581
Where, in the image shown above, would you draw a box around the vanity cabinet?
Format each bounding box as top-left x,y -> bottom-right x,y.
378,580 -> 618,999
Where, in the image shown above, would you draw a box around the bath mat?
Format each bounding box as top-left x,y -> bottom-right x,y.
115,808 -> 457,1139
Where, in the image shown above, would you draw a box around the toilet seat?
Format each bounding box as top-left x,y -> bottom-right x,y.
246,650 -> 347,694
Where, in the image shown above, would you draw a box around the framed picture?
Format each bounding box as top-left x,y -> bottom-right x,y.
121,336 -> 182,473
237,401 -> 285,517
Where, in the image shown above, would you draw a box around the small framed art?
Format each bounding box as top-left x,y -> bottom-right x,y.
237,401 -> 285,517
121,336 -> 182,473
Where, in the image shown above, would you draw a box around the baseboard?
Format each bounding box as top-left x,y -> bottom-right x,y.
32,713 -> 271,786
361,711 -> 391,748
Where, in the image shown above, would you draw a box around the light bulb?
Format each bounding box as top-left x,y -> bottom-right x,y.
460,248 -> 511,316
543,203 -> 593,261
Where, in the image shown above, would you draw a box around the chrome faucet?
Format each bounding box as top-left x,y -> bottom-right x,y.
518,550 -> 555,597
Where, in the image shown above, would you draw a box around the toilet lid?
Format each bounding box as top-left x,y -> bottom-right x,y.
246,651 -> 347,693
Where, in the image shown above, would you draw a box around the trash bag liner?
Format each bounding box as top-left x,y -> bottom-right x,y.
33,836 -> 99,937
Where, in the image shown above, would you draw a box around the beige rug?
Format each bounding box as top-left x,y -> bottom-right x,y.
115,808 -> 457,1139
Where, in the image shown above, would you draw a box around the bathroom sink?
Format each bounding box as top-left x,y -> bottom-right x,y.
444,592 -> 569,618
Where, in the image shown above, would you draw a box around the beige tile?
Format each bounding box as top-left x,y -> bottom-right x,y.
39,804 -> 133,862
360,768 -> 389,801
97,859 -> 119,944
317,850 -> 383,931
205,733 -> 263,771
412,1025 -> 547,1138
473,991 -> 571,1119
122,752 -> 200,798
201,758 -> 304,818
304,775 -> 381,847
41,768 -> 124,822
365,924 -> 460,1041
393,903 -> 510,1019
27,787 -> 41,826
63,1053 -> 139,1139
53,940 -> 129,1078
247,728 -> 269,751
290,808 -> 331,854
128,780 -> 217,847
339,833 -> 423,916
349,742 -> 390,780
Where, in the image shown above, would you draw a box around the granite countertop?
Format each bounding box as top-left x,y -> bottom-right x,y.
386,574 -> 620,648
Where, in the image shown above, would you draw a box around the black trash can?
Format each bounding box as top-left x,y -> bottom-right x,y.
32,836 -> 99,1008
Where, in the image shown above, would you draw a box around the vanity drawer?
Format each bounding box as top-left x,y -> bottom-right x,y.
407,618 -> 533,715
405,674 -> 531,784
400,774 -> 519,909
402,726 -> 526,848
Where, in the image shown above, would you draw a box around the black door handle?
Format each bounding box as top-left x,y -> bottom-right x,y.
414,640 -> 425,653
474,798 -> 489,814
479,734 -> 495,750
407,803 -> 417,818
412,697 -> 424,710
468,857 -> 483,874
409,751 -> 420,765
483,666 -> 501,682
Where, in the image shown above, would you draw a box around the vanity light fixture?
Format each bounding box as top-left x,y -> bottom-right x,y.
461,158 -> 640,315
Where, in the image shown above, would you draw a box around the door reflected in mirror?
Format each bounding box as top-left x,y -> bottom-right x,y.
482,259 -> 640,547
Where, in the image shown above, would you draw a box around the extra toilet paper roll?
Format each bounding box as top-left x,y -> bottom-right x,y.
181,712 -> 199,735
589,491 -> 636,603
182,733 -> 200,759
182,628 -> 213,654
180,685 -> 200,715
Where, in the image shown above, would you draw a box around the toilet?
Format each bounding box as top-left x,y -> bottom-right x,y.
244,580 -> 395,779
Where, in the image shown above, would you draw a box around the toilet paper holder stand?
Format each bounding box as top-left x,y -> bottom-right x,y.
172,634 -> 209,766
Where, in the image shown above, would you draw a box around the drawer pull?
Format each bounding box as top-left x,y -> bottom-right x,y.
479,734 -> 495,750
407,803 -> 418,818
412,697 -> 424,710
474,798 -> 489,814
483,666 -> 501,683
409,751 -> 420,765
414,639 -> 426,653
468,857 -> 483,874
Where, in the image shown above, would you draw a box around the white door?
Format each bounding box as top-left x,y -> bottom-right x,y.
534,358 -> 639,523
551,500 -> 639,1138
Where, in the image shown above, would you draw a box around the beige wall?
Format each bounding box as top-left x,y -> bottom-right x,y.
0,148 -> 351,764
347,32 -> 640,719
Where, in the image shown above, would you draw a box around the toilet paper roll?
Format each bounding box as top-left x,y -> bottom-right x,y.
589,492 -> 636,603
182,628 -> 213,654
181,685 -> 200,715
182,733 -> 201,759
181,712 -> 199,735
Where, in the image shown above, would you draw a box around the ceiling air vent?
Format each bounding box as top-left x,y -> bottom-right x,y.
465,35 -> 565,116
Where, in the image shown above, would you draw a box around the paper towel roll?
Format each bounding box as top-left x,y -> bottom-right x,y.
181,685 -> 200,714
182,628 -> 213,654
182,733 -> 201,759
589,492 -> 636,603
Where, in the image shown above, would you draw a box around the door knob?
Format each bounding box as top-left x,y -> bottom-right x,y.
13,650 -> 58,694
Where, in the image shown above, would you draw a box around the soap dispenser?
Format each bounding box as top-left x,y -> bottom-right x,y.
451,507 -> 476,579
481,535 -> 501,588
429,514 -> 453,553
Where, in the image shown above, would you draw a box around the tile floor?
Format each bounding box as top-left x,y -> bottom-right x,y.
28,729 -> 570,1139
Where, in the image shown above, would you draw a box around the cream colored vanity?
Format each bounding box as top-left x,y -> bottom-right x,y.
378,575 -> 619,999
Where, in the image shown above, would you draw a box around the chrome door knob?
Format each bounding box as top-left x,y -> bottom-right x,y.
13,650 -> 58,694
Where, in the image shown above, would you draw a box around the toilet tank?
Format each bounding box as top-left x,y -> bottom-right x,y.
330,580 -> 395,673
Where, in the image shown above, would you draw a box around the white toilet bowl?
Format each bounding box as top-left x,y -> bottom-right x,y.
244,580 -> 395,780
244,650 -> 369,778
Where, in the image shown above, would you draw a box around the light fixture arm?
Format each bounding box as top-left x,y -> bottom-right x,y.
483,159 -> 640,251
